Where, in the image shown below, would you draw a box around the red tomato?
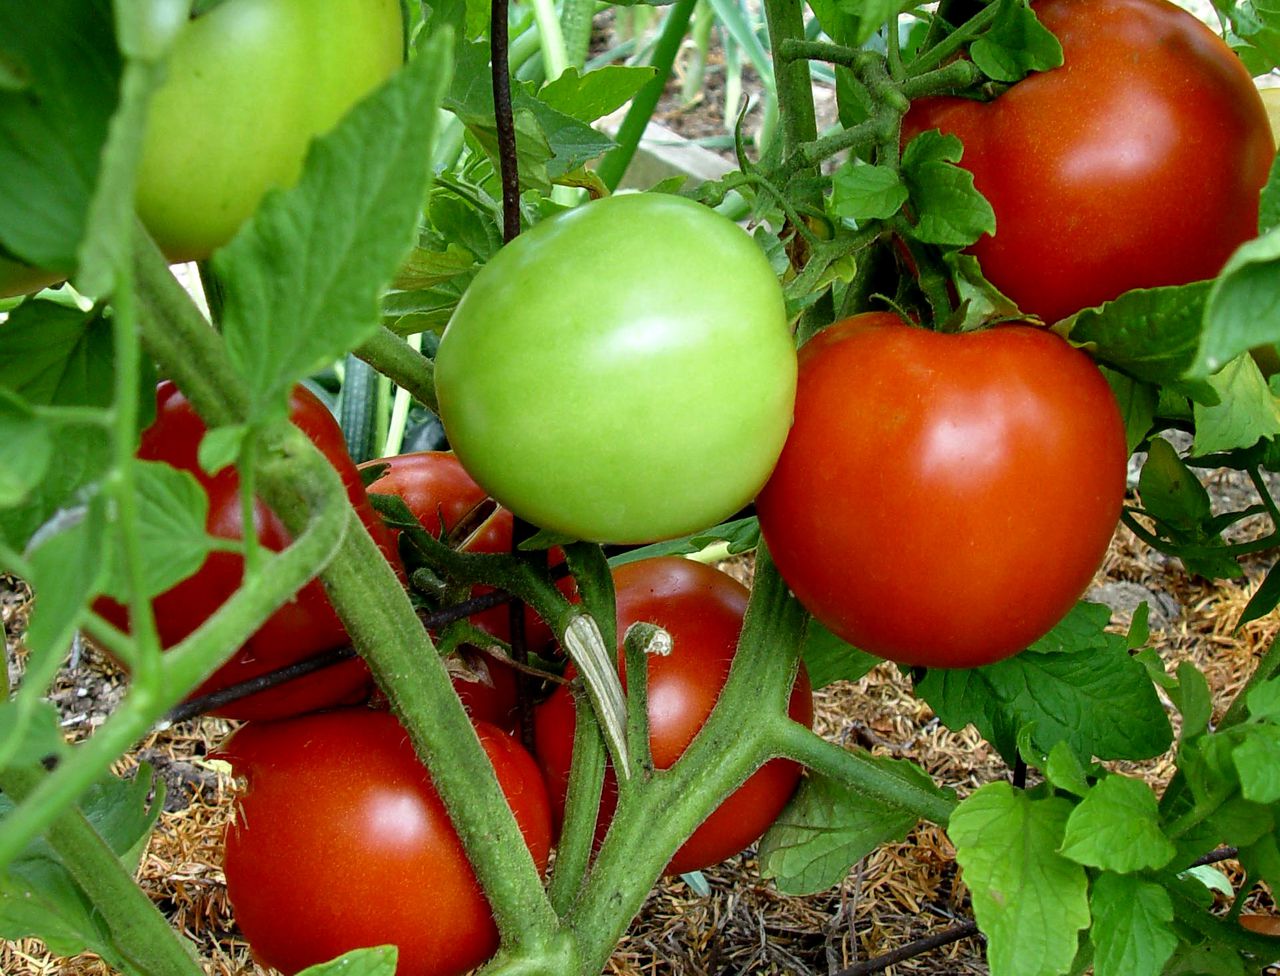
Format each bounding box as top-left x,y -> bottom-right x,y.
903,0 -> 1275,324
93,382 -> 399,719
220,709 -> 552,976
534,557 -> 813,876
756,313 -> 1127,669
361,451 -> 571,653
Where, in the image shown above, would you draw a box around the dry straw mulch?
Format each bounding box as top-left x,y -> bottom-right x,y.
4,484 -> 1279,976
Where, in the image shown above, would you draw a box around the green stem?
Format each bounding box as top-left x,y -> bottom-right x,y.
354,325 -> 439,414
0,766 -> 203,976
1121,510 -> 1280,562
559,0 -> 597,68
596,0 -> 699,191
773,721 -> 956,825
763,0 -> 818,163
531,0 -> 570,80
906,2 -> 999,74
681,0 -> 713,107
547,690 -> 608,914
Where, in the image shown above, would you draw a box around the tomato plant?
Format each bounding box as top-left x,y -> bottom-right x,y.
903,0 -> 1275,324
134,0 -> 404,262
220,709 -> 553,976
534,557 -> 814,875
93,382 -> 400,719
756,313 -> 1128,669
433,192 -> 798,544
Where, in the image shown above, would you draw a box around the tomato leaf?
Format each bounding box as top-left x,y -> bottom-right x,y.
0,388 -> 52,508
1192,227 -> 1280,378
900,130 -> 996,247
100,460 -> 212,602
949,784 -> 1090,976
1232,725 -> 1280,804
970,0 -> 1064,83
828,161 -> 908,222
799,619 -> 880,690
0,763 -> 167,966
217,28 -> 453,415
1067,282 -> 1215,400
1191,353 -> 1280,456
806,0 -> 905,49
1261,150 -> 1280,236
296,947 -> 398,976
916,602 -> 1173,764
539,65 -> 657,123
1088,872 -> 1178,976
1099,368 -> 1157,454
757,762 -> 946,895
0,302 -> 129,554
0,0 -> 119,273
1059,775 -> 1176,873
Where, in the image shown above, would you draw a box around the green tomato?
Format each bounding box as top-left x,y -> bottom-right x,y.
434,193 -> 797,544
135,0 -> 403,262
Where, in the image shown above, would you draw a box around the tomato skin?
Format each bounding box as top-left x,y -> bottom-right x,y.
533,557 -> 814,876
135,0 -> 403,262
756,314 -> 1127,669
93,382 -> 399,719
903,0 -> 1274,324
221,710 -> 552,976
434,192 -> 797,544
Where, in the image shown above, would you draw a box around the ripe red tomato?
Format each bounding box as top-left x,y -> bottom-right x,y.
903,0 -> 1275,324
756,313 -> 1127,669
534,557 -> 814,876
93,382 -> 399,719
220,709 -> 552,976
362,451 -> 571,654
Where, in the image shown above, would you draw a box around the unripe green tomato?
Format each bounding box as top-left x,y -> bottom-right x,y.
135,0 -> 403,262
434,193 -> 798,544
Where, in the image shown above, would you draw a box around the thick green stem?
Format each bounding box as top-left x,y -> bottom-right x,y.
596,0 -> 698,191
354,326 -> 440,414
0,766 -> 203,976
772,722 -> 956,825
547,690 -> 608,914
559,0 -> 597,68
764,0 -> 819,162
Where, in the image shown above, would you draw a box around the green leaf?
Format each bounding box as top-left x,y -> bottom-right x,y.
1088,872 -> 1177,976
1140,438 -> 1211,527
1043,741 -> 1091,797
101,460 -> 211,602
0,0 -> 120,272
970,0 -> 1063,83
901,130 -> 996,247
297,947 -> 399,976
829,161 -> 908,222
758,761 -> 947,895
1191,227 -> 1280,378
1067,282 -> 1213,399
917,603 -> 1173,764
24,498 -> 109,695
0,765 -> 165,964
1162,944 -> 1248,976
1232,725 -> 1280,804
1100,367 -> 1158,454
949,783 -> 1090,976
800,619 -> 881,689
0,701 -> 69,771
1060,775 -> 1176,872
538,65 -> 656,123
1191,353 -> 1280,455
1170,661 -> 1213,740
218,30 -> 454,416
1261,150 -> 1280,236
1239,556 -> 1280,627
807,0 -> 904,48
0,388 -> 52,507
